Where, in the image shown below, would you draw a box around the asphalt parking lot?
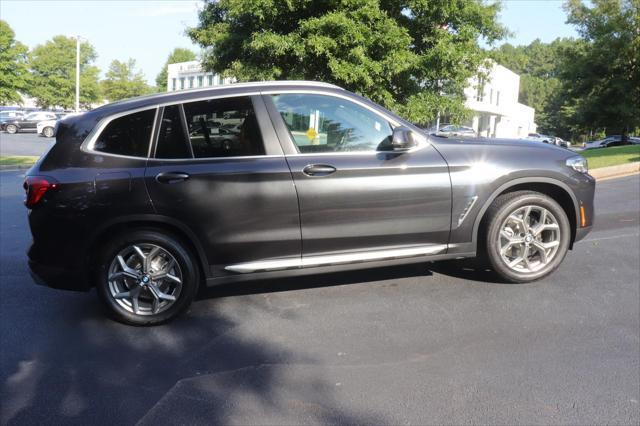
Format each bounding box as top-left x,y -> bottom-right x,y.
0,132 -> 53,157
1,169 -> 638,425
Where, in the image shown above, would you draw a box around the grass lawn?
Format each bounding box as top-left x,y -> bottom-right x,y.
0,156 -> 39,167
581,145 -> 640,169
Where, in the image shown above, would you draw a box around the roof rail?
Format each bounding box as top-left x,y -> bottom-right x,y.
99,80 -> 344,109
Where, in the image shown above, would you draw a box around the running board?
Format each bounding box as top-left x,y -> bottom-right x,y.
224,244 -> 448,273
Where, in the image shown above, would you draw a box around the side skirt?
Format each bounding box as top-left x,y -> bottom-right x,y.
205,250 -> 476,287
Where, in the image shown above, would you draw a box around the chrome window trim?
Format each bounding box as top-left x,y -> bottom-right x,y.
81,106 -> 159,160
146,154 -> 284,163
225,244 -> 448,273
81,86 -> 426,160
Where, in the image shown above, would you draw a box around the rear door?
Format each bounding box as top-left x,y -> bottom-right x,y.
144,95 -> 301,277
264,92 -> 451,261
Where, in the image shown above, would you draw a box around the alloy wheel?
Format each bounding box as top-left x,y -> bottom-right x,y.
498,205 -> 561,274
43,127 -> 54,137
107,243 -> 183,315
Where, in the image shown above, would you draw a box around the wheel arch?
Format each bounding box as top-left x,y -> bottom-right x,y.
472,178 -> 579,251
86,215 -> 211,285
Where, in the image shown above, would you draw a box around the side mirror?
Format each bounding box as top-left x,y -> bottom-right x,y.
378,126 -> 418,152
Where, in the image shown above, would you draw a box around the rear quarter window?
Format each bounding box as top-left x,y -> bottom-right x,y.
93,109 -> 156,157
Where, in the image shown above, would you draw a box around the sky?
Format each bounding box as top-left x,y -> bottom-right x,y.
1,0 -> 578,86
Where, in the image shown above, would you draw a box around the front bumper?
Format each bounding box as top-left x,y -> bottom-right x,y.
574,225 -> 592,243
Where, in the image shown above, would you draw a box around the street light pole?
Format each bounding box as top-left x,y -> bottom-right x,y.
75,36 -> 80,113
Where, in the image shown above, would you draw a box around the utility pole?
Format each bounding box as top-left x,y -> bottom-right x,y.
75,36 -> 80,113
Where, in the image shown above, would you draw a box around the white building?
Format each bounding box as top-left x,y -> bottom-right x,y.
166,61 -> 234,92
463,63 -> 536,139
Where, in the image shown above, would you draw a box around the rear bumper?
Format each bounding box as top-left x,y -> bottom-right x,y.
28,244 -> 91,291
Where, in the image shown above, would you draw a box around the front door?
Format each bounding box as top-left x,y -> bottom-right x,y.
265,93 -> 451,261
144,95 -> 301,277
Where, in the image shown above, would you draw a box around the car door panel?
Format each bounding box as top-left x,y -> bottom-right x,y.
144,96 -> 301,277
263,92 -> 452,258
285,150 -> 451,256
145,157 -> 301,276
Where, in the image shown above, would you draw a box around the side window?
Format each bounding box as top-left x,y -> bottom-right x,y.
155,105 -> 192,159
271,94 -> 393,153
183,96 -> 265,158
93,109 -> 155,157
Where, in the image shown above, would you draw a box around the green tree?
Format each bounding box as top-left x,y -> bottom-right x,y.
558,0 -> 639,138
188,0 -> 506,125
155,47 -> 197,90
29,35 -> 101,109
101,58 -> 150,101
489,38 -> 577,134
0,20 -> 30,104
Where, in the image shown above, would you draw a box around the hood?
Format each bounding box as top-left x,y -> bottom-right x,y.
427,134 -> 570,153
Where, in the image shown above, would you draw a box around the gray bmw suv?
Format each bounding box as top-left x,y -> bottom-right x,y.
25,81 -> 595,325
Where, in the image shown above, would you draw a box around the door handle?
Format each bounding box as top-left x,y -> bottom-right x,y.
155,172 -> 190,184
302,164 -> 337,177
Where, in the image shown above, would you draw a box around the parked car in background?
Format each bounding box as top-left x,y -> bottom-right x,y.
0,110 -> 26,128
25,81 -> 595,325
435,124 -> 476,137
552,137 -> 570,148
2,111 -> 57,133
37,113 -> 80,138
582,135 -> 633,149
526,133 -> 554,144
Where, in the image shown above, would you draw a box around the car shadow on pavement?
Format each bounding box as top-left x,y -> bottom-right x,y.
199,263 -> 434,300
427,259 -> 514,284
2,289 -> 386,425
199,259 -> 512,302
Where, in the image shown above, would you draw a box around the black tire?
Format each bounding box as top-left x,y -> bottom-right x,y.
483,190 -> 571,283
43,126 -> 55,138
95,229 -> 199,325
6,124 -> 18,134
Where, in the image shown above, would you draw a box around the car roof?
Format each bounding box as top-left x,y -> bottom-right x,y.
93,80 -> 343,114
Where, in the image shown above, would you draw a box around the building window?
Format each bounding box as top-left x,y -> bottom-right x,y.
496,91 -> 500,106
476,77 -> 485,102
207,75 -> 213,86
189,77 -> 194,88
197,76 -> 203,87
171,78 -> 176,91
489,88 -> 494,105
180,78 -> 185,90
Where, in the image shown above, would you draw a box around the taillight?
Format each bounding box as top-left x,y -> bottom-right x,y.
23,176 -> 57,208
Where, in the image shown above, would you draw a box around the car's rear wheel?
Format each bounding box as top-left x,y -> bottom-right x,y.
96,229 -> 199,325
43,126 -> 54,138
484,191 -> 570,283
6,124 -> 18,134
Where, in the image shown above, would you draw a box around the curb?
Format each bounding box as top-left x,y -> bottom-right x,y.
0,164 -> 34,171
589,162 -> 640,181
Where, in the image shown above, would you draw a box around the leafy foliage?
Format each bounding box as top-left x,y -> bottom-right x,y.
102,58 -> 151,101
155,48 -> 197,90
557,0 -> 639,138
29,36 -> 101,109
0,20 -> 30,104
189,0 -> 506,125
490,0 -> 638,140
489,39 -> 574,133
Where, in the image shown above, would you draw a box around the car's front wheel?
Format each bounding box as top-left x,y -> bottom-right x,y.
484,191 -> 570,283
96,229 -> 199,325
42,126 -> 55,138
6,124 -> 18,134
